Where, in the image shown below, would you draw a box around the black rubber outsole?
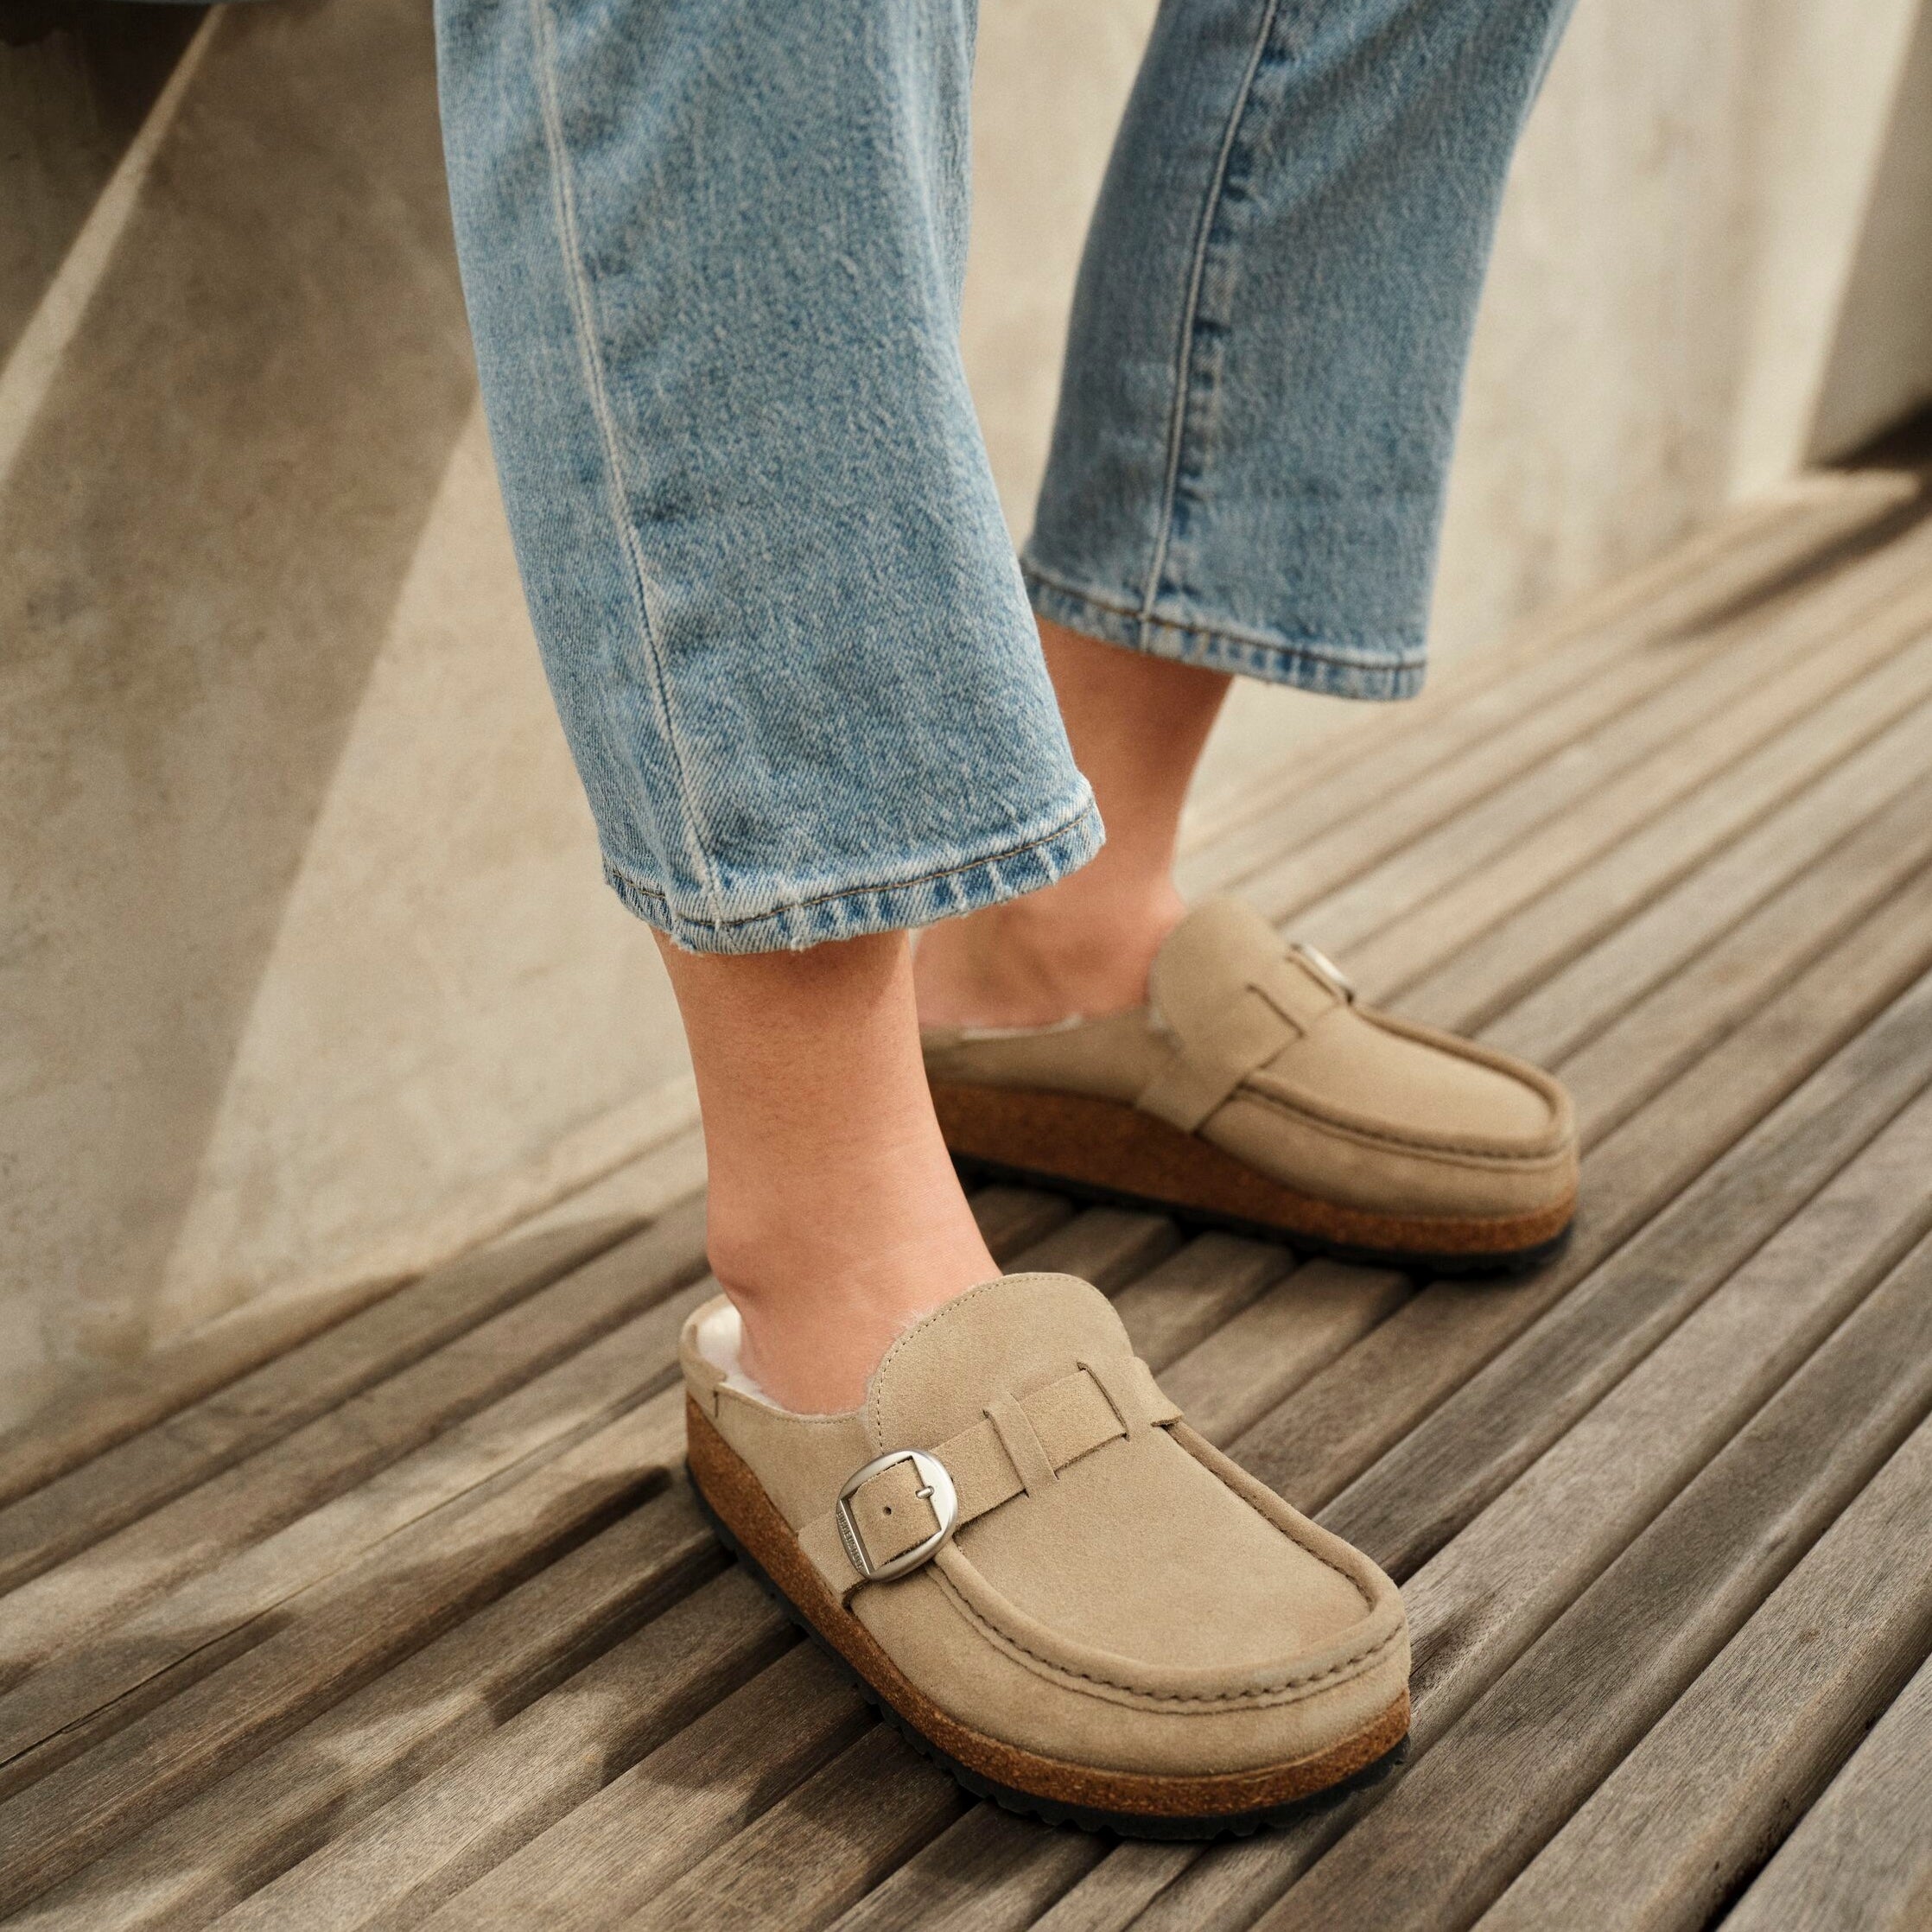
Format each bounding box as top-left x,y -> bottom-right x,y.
688,1467 -> 1411,1840
948,1149 -> 1573,1279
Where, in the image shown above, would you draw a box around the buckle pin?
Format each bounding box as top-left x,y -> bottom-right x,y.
836,1449 -> 958,1583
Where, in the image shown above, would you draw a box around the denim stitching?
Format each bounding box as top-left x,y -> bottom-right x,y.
605,793 -> 1103,933
1027,559 -> 1424,661
1139,0 -> 1287,625
528,0 -> 725,917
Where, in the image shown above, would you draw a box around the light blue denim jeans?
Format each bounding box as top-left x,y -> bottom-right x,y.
434,0 -> 1573,953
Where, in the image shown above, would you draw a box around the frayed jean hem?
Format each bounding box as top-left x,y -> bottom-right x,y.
602,789 -> 1105,955
1024,562 -> 1427,703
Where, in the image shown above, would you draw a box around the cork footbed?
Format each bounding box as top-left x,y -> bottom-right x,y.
931,1081 -> 1574,1272
685,1397 -> 1410,1835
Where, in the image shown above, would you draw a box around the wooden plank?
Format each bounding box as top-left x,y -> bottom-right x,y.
1724,1649 -> 1932,1932
205,1564 -> 797,1932
971,1186 -> 1077,1262
0,1198 -> 708,1599
1398,623 -> 1932,1041
1320,994 -> 1932,1580
418,1644 -> 868,1932
0,1209 -> 711,1692
1183,477 -> 1921,903
0,1287 -> 705,1785
1483,692 -> 1932,1073
270,1202 -> 1179,1932
1232,509 -> 1932,942
0,1185 -> 1086,1786
1478,1413 -> 1932,1932
5,1498 -> 728,1932
1028,1846 -> 1198,1932
1078,1095 -> 1932,1932
1297,521 -> 1932,974
1014,1208 -> 1184,1292
1234,890 -> 1932,1519
1552,756 -> 1932,1145
1159,1260 -> 1410,1449
0,1400 -> 687,1916
1253,1228 -> 1932,1931
829,1805 -> 1105,1932
1340,594 -> 1932,1008
1109,1234 -> 1293,1373
623,1725 -> 969,1932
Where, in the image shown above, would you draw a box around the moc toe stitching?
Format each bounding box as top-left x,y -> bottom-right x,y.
928,1563 -> 1407,1710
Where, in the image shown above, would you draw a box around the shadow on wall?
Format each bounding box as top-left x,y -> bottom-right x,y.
1811,0 -> 1932,460
1,0 -> 478,1370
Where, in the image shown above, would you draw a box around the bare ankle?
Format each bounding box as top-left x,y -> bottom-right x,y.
914,883 -> 1185,1029
715,1217 -> 995,1412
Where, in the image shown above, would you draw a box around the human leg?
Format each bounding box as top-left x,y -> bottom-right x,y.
922,0 -> 1582,1266
431,0 -> 1094,1404
922,0 -> 1577,1033
658,931 -> 995,1413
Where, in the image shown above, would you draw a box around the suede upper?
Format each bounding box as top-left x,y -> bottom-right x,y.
923,897 -> 1577,1223
683,1273 -> 1409,1777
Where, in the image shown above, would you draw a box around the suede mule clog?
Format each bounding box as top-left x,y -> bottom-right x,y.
682,1272 -> 1410,1837
923,898 -> 1577,1273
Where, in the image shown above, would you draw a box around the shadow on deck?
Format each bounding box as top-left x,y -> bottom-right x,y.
4,447 -> 1932,1929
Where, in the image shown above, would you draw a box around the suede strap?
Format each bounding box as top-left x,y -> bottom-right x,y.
800,1359 -> 1181,1601
1138,941 -> 1346,1134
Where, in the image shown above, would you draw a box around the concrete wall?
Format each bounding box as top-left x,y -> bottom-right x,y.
5,0 -> 1931,1420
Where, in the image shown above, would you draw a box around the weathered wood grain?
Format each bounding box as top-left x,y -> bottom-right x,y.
0,1290 -> 704,1785
1013,1208 -> 1184,1292
1725,1649 -> 1932,1932
971,1186 -> 1078,1262
7,1497 -> 725,1932
1160,1260 -> 1410,1449
1236,906 -> 1932,1519
0,1198 -> 708,1600
1028,1845 -> 1198,1932
0,1185 -> 1084,1788
207,1565 -> 795,1932
419,1644 -> 868,1932
624,1725 -> 969,1932
1479,1412 -> 1932,1932
827,1802 -> 1105,1932
1077,1091 -> 1932,1932
1184,477 -> 1919,904
1322,982 -> 1932,1579
0,1402 -> 685,1917
1554,756 -> 1932,1144
1398,614 -> 1932,1039
1299,522 -> 1932,976
1257,1227 -> 1932,1931
1109,1235 -> 1293,1373
1484,690 -> 1932,1073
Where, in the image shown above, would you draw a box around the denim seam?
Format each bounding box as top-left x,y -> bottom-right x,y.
1026,559 -> 1423,663
602,793 -> 1103,934
1140,0 -> 1286,620
528,0 -> 725,918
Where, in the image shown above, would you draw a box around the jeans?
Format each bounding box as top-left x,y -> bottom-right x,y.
434,0 -> 1573,954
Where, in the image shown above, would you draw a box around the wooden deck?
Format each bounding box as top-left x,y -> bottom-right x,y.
8,454 -> 1932,1932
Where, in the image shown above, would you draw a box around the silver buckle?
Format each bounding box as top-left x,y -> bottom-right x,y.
1292,942 -> 1355,1003
836,1449 -> 958,1583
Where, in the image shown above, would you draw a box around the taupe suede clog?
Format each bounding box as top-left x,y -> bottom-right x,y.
923,899 -> 1577,1272
682,1272 -> 1410,1836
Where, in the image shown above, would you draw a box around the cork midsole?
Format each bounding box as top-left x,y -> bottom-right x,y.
685,1395 -> 1410,1821
931,1080 -> 1574,1260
